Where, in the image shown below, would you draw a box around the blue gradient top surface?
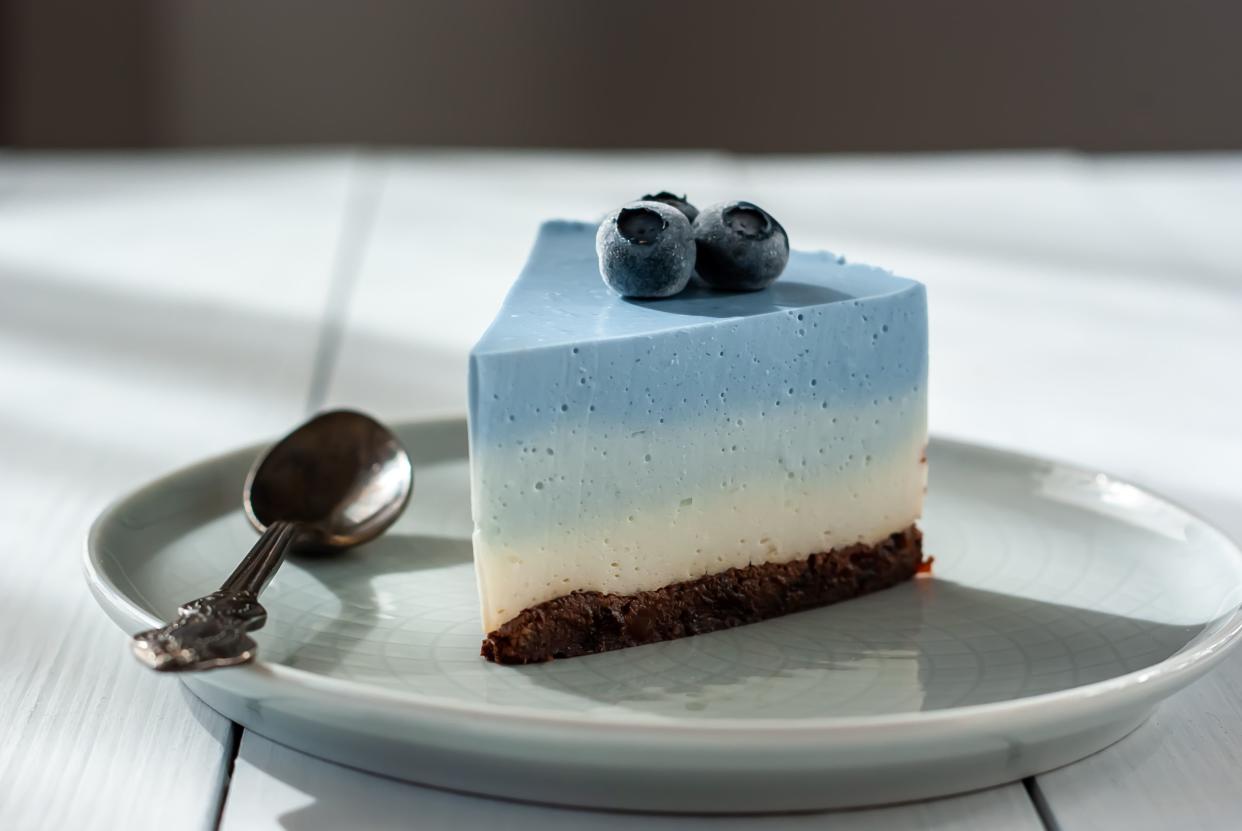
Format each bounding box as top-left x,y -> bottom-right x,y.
472,221 -> 921,356
467,221 -> 929,546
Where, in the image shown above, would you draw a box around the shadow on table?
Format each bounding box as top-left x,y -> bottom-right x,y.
0,264 -> 468,484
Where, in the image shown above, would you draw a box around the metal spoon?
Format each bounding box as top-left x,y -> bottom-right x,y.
131,409 -> 413,672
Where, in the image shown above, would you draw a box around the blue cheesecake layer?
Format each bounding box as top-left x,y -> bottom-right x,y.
471,221 -> 925,444
468,221 -> 928,630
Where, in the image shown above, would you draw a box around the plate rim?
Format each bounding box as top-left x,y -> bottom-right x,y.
85,415 -> 1242,737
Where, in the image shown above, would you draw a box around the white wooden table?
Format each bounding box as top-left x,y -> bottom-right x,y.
2,150 -> 1240,831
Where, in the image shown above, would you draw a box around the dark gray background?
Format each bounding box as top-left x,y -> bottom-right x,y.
4,0 -> 1240,151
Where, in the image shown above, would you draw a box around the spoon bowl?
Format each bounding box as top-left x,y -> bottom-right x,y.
244,409 -> 414,548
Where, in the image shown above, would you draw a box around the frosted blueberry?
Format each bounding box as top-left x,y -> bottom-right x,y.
596,201 -> 695,299
693,201 -> 789,291
640,191 -> 699,223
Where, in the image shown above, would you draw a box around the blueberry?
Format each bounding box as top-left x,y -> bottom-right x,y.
693,201 -> 789,291
640,191 -> 699,223
596,201 -> 695,298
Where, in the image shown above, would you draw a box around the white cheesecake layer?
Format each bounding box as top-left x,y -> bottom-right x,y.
473,401 -> 926,632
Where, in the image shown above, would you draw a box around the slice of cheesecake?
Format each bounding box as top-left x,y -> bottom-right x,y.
469,220 -> 928,664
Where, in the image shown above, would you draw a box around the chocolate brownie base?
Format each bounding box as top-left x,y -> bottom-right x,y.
481,524 -> 923,664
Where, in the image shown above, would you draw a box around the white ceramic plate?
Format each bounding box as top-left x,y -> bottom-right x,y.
86,417 -> 1242,812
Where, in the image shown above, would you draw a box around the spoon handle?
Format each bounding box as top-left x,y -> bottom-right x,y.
131,520 -> 306,672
